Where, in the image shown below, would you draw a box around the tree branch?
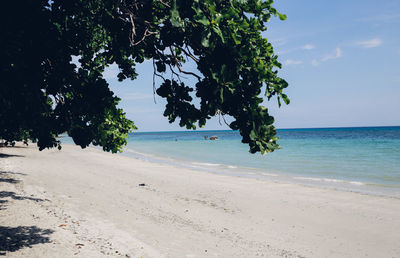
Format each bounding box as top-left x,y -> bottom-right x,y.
169,47 -> 201,81
157,0 -> 170,8
173,44 -> 199,63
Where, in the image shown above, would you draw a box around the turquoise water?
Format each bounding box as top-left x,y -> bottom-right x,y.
124,126 -> 400,196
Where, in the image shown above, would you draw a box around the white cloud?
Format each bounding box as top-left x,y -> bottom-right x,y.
311,59 -> 319,66
284,59 -> 302,65
321,48 -> 343,61
356,38 -> 383,48
278,44 -> 316,55
302,44 -> 315,50
311,47 -> 343,66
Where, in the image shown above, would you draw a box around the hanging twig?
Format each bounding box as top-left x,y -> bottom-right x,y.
157,0 -> 170,8
132,28 -> 158,46
129,13 -> 136,45
217,110 -> 230,126
152,59 -> 157,104
169,46 -> 201,81
173,44 -> 199,63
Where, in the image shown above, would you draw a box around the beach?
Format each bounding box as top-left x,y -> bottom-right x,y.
1,144 -> 400,257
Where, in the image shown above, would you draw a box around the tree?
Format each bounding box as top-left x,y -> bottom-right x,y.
0,0 -> 289,154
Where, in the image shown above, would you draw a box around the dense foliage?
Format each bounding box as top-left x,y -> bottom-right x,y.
0,0 -> 288,154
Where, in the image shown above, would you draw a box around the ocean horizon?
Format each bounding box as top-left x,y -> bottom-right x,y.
135,125 -> 400,133
122,126 -> 400,197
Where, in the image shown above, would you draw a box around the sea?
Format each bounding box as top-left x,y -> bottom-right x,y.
122,126 -> 400,197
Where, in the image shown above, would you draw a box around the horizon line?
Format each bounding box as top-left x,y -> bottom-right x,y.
134,125 -> 400,133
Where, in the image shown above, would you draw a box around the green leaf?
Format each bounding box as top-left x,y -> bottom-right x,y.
170,1 -> 182,27
232,33 -> 241,45
201,31 -> 211,47
282,94 -> 290,105
278,13 -> 287,21
249,130 -> 257,141
195,15 -> 210,26
212,26 -> 225,43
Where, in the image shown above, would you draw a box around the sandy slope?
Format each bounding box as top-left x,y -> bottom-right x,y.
0,144 -> 399,257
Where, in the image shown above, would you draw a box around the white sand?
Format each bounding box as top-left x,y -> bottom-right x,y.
0,144 -> 399,257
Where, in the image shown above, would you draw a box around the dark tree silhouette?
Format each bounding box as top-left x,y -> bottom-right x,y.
0,0 -> 289,154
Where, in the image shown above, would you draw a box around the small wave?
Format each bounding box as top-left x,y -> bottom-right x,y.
123,148 -> 177,163
323,178 -> 344,183
227,165 -> 238,169
293,176 -> 365,186
261,172 -> 279,177
349,181 -> 365,186
124,148 -> 153,157
192,162 -> 223,167
294,176 -> 322,182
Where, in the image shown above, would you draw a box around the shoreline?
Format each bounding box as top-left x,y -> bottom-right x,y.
121,147 -> 400,199
1,144 -> 400,257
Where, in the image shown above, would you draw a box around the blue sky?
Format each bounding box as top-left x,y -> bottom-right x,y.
107,0 -> 400,131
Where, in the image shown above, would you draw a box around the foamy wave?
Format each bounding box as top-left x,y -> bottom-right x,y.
294,176 -> 322,182
192,162 -> 222,167
123,148 -> 175,163
261,172 -> 279,177
323,178 -> 343,183
124,148 -> 152,157
293,176 -> 365,186
349,181 -> 365,186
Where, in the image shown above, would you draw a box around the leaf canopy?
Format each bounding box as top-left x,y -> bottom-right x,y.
0,0 -> 289,154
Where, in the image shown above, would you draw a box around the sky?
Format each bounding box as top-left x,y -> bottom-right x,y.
106,0 -> 400,131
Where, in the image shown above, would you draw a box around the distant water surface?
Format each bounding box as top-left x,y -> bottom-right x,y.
124,126 -> 400,197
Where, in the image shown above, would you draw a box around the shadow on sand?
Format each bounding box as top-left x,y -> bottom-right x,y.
0,151 -> 54,255
0,177 -> 20,184
0,171 -> 26,184
0,226 -> 54,255
0,171 -> 27,176
0,153 -> 24,158
0,191 -> 44,203
0,200 -> 7,211
0,184 -> 51,254
0,190 -> 44,211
